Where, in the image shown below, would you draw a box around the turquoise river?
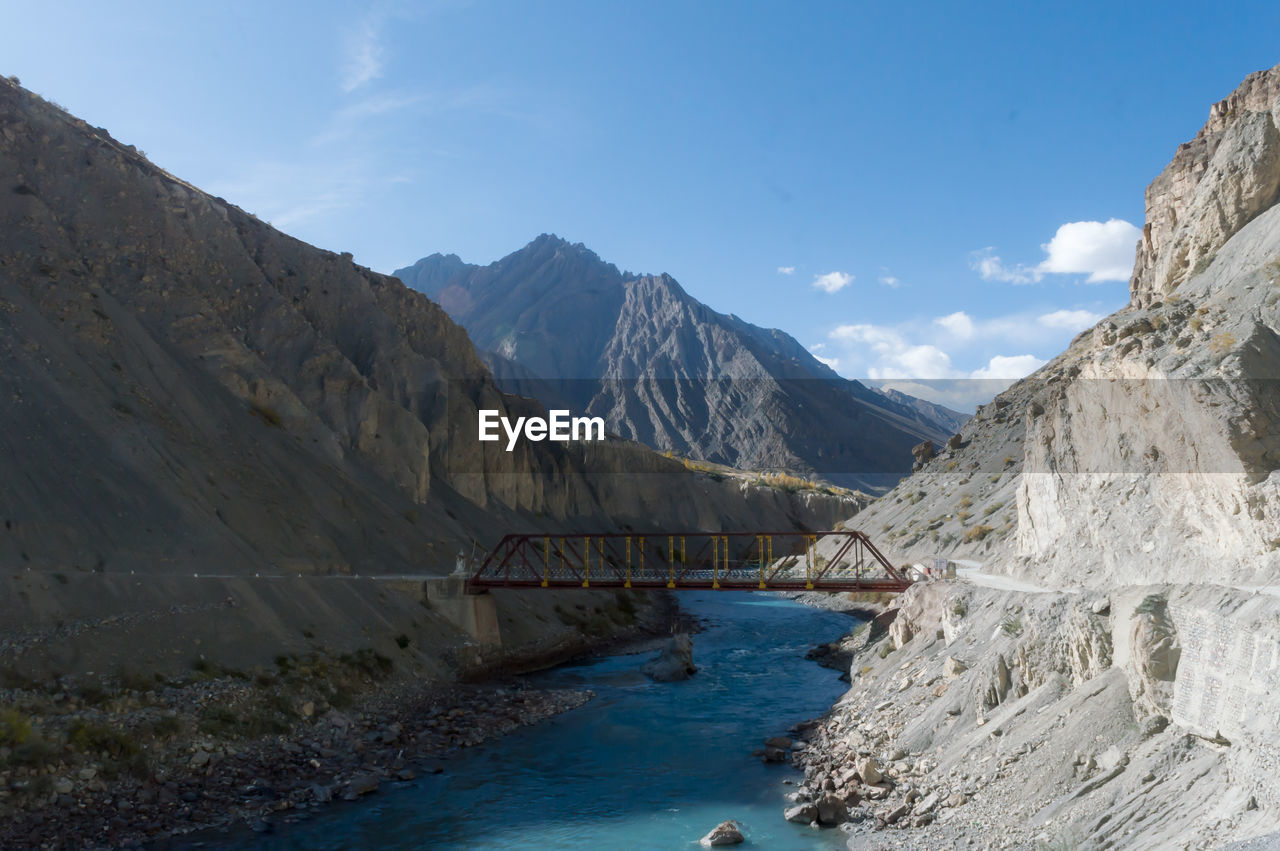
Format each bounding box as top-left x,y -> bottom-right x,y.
221,591 -> 858,849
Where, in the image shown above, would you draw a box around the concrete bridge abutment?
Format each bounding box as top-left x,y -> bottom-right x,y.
422,575 -> 502,647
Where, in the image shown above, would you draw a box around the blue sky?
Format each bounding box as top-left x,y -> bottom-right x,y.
5,1 -> 1280,409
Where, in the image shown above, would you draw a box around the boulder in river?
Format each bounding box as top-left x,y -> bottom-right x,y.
784,803 -> 818,823
642,633 -> 697,682
762,746 -> 788,763
699,820 -> 745,846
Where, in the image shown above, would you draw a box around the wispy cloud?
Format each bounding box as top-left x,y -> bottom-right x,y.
341,15 -> 386,93
822,302 -> 1112,408
972,249 -> 1043,284
777,265 -> 796,275
878,275 -> 901,288
208,158 -> 412,231
1038,308 -> 1103,331
813,271 -> 853,293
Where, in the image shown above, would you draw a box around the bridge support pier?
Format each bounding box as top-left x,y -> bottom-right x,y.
423,576 -> 502,647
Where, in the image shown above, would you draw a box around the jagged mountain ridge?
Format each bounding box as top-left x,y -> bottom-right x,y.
0,78 -> 861,580
396,236 -> 964,493
835,61 -> 1280,589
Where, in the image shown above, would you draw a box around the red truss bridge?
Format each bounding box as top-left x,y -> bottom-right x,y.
467,531 -> 912,593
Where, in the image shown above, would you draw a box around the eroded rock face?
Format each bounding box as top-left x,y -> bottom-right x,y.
1126,594 -> 1181,718
831,66 -> 1280,590
1132,63 -> 1280,306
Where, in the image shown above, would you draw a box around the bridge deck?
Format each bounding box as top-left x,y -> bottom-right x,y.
468,531 -> 912,594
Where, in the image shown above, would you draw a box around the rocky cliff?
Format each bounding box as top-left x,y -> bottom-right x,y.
838,62 -> 1280,591
397,237 -> 964,493
1131,64 -> 1280,306
792,64 -> 1280,849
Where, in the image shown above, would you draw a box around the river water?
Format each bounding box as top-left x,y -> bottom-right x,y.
230,591 -> 856,850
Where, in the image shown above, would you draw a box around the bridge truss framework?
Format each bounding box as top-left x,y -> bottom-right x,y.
467,530 -> 911,593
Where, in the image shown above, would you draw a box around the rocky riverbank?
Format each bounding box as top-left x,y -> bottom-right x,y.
0,589 -> 684,849
781,580 -> 1280,849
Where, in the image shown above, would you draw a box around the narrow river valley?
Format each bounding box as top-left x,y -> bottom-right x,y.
224,592 -> 858,849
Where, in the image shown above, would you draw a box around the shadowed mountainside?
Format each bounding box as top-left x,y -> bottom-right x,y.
0,78 -> 859,583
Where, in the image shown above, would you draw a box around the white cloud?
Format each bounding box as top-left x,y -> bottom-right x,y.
827,310 -> 1078,409
934,311 -> 976,340
777,265 -> 796,275
830,322 -> 901,348
975,219 -> 1141,286
1038,219 -> 1141,283
813,355 -> 840,370
970,354 -> 1045,380
878,275 -> 901,288
830,324 -> 954,379
1037,308 -> 1103,332
972,250 -> 1043,284
884,345 -> 954,379
813,271 -> 854,293
341,16 -> 386,93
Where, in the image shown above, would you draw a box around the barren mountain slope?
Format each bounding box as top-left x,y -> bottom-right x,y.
0,77 -> 866,691
0,78 -> 863,579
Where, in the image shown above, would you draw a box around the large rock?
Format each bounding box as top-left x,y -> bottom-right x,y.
761,746 -> 787,763
784,803 -> 818,823
815,793 -> 848,825
912,440 -> 937,470
342,773 -> 381,800
698,820 -> 744,846
642,634 -> 697,682
857,756 -> 883,786
1126,595 -> 1181,717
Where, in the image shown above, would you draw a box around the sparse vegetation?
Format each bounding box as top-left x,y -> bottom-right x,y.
1190,251 -> 1217,278
67,720 -> 147,776
0,708 -> 32,747
963,524 -> 995,542
1210,331 -> 1236,353
1001,616 -> 1023,636
983,501 -> 1004,517
249,401 -> 284,427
